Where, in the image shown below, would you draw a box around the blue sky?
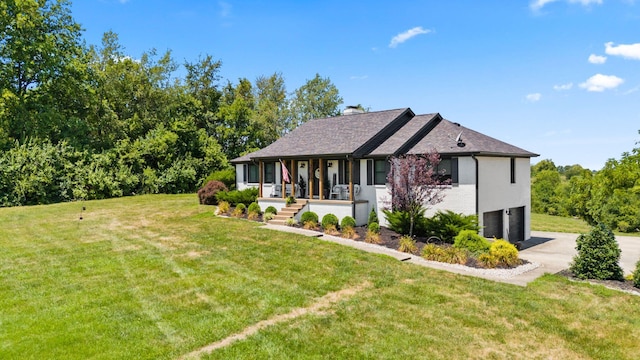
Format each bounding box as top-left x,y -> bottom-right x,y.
71,0 -> 640,170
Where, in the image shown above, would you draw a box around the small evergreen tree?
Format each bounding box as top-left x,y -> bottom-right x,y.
570,224 -> 623,280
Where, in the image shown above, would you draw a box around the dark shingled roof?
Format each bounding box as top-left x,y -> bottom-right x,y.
232,108 -> 413,162
231,108 -> 537,163
407,117 -> 538,157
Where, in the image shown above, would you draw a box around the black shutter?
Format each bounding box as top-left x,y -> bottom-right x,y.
366,160 -> 373,185
243,164 -> 247,182
451,158 -> 459,184
338,160 -> 344,184
352,160 -> 360,184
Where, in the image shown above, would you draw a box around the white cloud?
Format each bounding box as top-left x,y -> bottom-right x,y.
389,27 -> 431,48
553,82 -> 573,91
526,93 -> 542,102
579,74 -> 624,92
605,42 -> 640,60
530,0 -> 602,11
588,54 -> 607,64
219,1 -> 231,17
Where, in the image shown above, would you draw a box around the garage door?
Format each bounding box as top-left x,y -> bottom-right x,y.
508,206 -> 525,243
483,210 -> 503,239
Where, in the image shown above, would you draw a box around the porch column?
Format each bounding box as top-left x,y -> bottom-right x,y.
319,158 -> 324,200
258,161 -> 263,198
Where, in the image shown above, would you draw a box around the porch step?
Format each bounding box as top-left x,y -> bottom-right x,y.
267,200 -> 307,225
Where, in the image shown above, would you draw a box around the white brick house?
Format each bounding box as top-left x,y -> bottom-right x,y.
232,107 -> 538,242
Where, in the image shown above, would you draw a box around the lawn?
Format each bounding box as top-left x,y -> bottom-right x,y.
1,195 -> 639,359
531,212 -> 640,236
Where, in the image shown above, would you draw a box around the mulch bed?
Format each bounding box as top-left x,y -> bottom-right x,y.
556,269 -> 640,295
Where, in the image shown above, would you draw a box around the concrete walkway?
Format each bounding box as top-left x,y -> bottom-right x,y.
261,224 -> 640,287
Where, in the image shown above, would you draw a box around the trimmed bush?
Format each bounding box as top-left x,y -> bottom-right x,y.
633,260 -> 640,288
216,201 -> 230,215
216,187 -> 258,207
285,218 -> 298,226
453,230 -> 490,254
398,235 -> 417,254
422,210 -> 480,244
235,203 -> 246,213
197,180 -> 228,205
570,223 -> 624,281
340,216 -> 356,229
479,239 -> 519,268
422,244 -> 468,264
248,202 -> 261,214
265,206 -> 278,215
368,208 -> 379,225
368,222 -> 380,234
300,211 -> 319,224
321,213 -> 339,229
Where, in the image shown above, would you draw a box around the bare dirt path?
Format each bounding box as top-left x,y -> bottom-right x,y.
178,281 -> 372,360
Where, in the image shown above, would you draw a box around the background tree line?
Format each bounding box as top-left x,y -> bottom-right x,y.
531,133 -> 640,233
0,0 -> 343,206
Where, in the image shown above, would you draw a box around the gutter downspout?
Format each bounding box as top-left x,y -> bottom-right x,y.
472,154 -> 479,217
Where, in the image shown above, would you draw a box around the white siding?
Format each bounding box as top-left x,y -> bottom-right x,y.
477,157 -> 531,240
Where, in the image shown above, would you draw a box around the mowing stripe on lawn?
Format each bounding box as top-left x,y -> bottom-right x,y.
178,281 -> 372,359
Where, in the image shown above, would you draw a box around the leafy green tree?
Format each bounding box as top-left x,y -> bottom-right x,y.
216,78 -> 256,159
531,159 -> 557,177
289,73 -> 343,130
0,0 -> 87,145
253,72 -> 289,147
531,169 -> 563,215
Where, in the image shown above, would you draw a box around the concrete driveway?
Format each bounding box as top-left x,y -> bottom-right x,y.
513,231 -> 640,285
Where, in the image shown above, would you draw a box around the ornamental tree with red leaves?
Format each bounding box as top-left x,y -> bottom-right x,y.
387,152 -> 450,237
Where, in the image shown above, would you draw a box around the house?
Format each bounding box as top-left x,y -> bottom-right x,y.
231,107 -> 538,242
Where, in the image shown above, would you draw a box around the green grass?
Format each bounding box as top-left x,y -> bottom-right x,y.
2,195 -> 640,359
532,212 -> 640,236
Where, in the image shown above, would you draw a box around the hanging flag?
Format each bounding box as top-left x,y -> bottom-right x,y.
280,159 -> 291,183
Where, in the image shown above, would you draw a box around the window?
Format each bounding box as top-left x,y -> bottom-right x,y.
248,164 -> 259,183
338,160 -> 350,184
510,157 -> 516,184
264,162 -> 275,183
366,160 -> 384,185
436,158 -> 458,183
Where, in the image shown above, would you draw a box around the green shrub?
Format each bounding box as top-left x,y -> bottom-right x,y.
248,202 -> 261,214
321,213 -> 339,229
368,222 -> 380,234
247,211 -> 259,220
216,201 -> 230,215
286,196 -> 296,205
231,207 -> 244,218
235,203 -> 246,214
265,206 -> 278,215
422,244 -> 467,264
300,211 -> 318,224
422,210 -> 480,244
285,218 -> 298,226
340,216 -> 356,229
570,223 -> 624,280
383,209 -> 425,236
197,180 -> 228,205
480,239 -> 519,268
453,230 -> 490,254
398,235 -> 417,254
633,260 -> 640,288
368,208 -> 379,225
216,187 -> 258,206
201,168 -> 236,190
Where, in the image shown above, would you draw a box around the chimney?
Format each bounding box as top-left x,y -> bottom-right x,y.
343,105 -> 365,115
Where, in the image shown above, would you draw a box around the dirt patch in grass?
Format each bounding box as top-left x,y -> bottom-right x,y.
179,281 -> 372,359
